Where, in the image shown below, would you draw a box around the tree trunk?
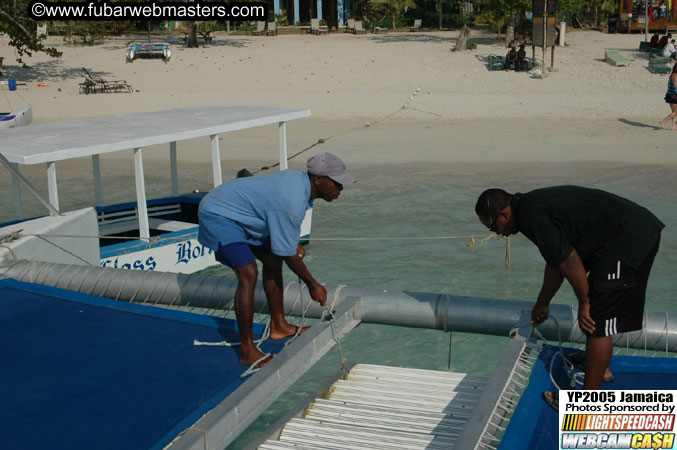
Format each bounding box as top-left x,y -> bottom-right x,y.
187,21 -> 199,48
392,12 -> 397,29
504,14 -> 515,45
438,0 -> 443,30
453,24 -> 471,51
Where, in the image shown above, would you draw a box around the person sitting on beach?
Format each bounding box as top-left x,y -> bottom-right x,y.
516,44 -> 527,71
505,46 -> 518,71
663,39 -> 677,59
658,33 -> 671,50
197,152 -> 357,368
660,63 -> 677,130
475,186 -> 663,411
650,32 -> 660,48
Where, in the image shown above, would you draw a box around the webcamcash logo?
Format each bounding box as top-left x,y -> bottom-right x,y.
560,391 -> 677,449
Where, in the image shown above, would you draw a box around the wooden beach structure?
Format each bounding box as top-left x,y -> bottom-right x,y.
614,0 -> 677,33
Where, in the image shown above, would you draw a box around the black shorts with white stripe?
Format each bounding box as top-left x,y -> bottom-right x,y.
587,238 -> 660,338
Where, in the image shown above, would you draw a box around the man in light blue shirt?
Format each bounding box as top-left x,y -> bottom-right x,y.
198,152 -> 357,368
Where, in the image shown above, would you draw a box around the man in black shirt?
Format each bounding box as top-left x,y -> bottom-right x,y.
475,186 -> 663,409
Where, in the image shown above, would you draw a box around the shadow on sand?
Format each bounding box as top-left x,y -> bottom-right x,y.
618,118 -> 661,130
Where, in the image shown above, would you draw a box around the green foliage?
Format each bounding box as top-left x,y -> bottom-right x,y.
276,10 -> 289,26
63,22 -> 110,46
0,0 -> 62,63
601,0 -> 616,14
409,0 -> 471,29
374,0 -> 417,29
477,0 -> 531,32
239,21 -> 256,31
371,14 -> 409,28
556,0 -> 587,16
350,0 -> 387,28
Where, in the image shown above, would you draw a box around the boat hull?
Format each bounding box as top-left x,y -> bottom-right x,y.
97,197 -> 312,273
0,105 -> 33,129
99,225 -> 312,273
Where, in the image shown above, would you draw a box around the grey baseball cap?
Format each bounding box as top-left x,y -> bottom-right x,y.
307,153 -> 357,185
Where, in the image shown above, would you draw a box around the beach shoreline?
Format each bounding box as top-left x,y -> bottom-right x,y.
1,28 -> 676,168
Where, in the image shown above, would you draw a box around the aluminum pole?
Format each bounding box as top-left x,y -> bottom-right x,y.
2,261 -> 676,353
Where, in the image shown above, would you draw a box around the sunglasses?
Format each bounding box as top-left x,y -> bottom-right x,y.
323,176 -> 342,189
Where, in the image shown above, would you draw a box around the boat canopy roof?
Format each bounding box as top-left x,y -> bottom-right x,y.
0,106 -> 311,165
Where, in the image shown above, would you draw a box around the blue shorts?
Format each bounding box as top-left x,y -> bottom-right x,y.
215,239 -> 272,268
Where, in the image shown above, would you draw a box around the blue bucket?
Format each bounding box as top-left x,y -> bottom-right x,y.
8,78 -> 16,91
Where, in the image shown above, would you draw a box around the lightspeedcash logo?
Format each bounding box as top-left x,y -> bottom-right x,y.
28,1 -> 268,21
560,391 -> 677,449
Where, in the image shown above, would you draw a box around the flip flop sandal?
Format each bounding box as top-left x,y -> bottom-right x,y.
542,391 -> 559,412
566,352 -> 615,383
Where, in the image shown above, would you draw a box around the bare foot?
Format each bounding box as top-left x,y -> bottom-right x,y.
660,120 -> 667,129
604,367 -> 614,380
270,325 -> 310,340
240,350 -> 275,368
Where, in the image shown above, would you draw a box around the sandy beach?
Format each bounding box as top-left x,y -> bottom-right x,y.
2,28 -> 677,166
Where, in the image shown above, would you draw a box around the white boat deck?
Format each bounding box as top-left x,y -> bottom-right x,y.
0,106 -> 311,243
0,106 -> 310,165
258,364 -> 488,450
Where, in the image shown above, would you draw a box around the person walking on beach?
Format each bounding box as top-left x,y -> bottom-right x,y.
198,152 -> 357,367
475,186 -> 663,410
660,63 -> 677,130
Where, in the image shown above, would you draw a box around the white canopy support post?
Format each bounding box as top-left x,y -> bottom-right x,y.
46,161 -> 60,216
92,154 -> 103,208
279,121 -> 288,170
10,162 -> 23,220
0,153 -> 60,217
170,141 -> 179,197
210,134 -> 222,187
133,147 -> 150,242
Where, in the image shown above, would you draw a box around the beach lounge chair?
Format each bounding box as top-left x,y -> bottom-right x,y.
252,21 -> 266,36
345,18 -> 355,33
352,20 -> 367,35
487,55 -> 506,71
650,54 -> 673,64
266,21 -> 277,36
639,41 -> 652,51
604,50 -> 630,66
649,58 -> 672,73
411,19 -> 422,32
310,18 -> 328,35
80,68 -> 132,94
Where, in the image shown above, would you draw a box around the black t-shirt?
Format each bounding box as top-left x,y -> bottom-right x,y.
513,186 -> 664,269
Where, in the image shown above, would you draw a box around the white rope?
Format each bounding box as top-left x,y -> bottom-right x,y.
2,229 -> 517,245
321,284 -> 349,370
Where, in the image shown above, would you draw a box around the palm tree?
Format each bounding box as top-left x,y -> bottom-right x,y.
379,0 -> 416,29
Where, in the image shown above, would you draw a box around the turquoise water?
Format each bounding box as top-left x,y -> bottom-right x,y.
213,162 -> 676,449
2,159 -> 676,448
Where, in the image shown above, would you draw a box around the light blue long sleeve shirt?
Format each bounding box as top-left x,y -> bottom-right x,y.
198,170 -> 311,256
